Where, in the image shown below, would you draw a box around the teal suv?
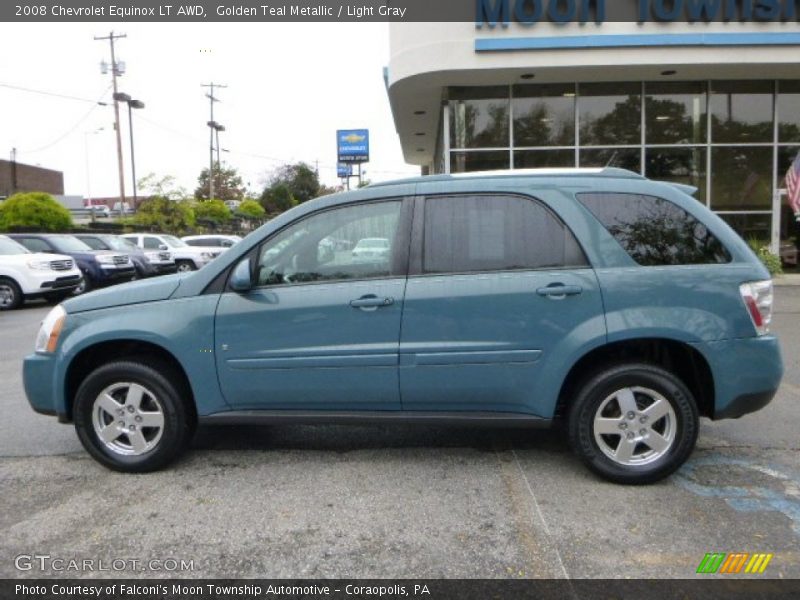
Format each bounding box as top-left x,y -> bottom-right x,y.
23,169 -> 782,483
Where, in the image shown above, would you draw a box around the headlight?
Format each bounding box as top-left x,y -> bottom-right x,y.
27,260 -> 52,271
96,254 -> 115,265
35,305 -> 66,354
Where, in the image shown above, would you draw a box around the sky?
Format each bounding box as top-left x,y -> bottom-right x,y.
0,22 -> 419,199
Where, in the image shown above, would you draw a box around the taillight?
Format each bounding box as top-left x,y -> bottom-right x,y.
739,280 -> 773,336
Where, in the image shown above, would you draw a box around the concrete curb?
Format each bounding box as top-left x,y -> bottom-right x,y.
774,274 -> 800,287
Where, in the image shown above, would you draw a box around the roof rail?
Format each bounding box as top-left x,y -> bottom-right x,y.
367,167 -> 644,188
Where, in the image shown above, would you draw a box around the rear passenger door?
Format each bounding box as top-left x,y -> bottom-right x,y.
399,194 -> 606,416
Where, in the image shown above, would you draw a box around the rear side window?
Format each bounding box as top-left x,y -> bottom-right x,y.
422,195 -> 588,274
577,192 -> 730,266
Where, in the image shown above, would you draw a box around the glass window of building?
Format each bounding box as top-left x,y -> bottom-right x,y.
450,151 -> 510,173
645,147 -> 707,204
449,87 -> 509,149
514,149 -> 575,169
719,213 -> 772,243
580,148 -> 641,172
579,83 -> 641,146
710,147 -> 773,211
645,82 -> 707,145
710,81 -> 774,144
512,84 -> 575,147
778,81 -> 800,144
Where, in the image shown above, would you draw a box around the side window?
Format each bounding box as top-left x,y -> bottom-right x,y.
80,237 -> 105,250
142,237 -> 161,250
576,192 -> 731,266
17,238 -> 51,253
256,201 -> 402,286
422,195 -> 587,274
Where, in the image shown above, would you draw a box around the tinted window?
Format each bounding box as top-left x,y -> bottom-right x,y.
16,238 -> 52,253
78,236 -> 108,250
256,201 -> 402,286
143,237 -> 162,249
422,195 -> 587,274
577,193 -> 730,266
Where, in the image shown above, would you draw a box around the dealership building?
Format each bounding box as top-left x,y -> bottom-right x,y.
386,14 -> 800,251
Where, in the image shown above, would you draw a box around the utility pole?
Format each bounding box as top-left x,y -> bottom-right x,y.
95,31 -> 127,210
201,82 -> 227,200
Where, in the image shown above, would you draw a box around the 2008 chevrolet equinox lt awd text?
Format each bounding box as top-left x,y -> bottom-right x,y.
23,169 -> 783,484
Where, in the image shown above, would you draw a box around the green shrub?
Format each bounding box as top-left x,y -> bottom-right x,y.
237,199 -> 265,219
747,238 -> 783,276
193,198 -> 231,224
0,192 -> 72,231
133,196 -> 195,233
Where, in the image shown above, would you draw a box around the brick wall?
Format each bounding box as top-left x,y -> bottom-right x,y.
0,159 -> 64,198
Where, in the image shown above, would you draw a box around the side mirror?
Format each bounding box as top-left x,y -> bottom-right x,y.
159,244 -> 168,250
230,258 -> 253,292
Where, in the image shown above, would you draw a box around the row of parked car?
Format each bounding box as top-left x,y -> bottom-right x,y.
0,233 -> 242,310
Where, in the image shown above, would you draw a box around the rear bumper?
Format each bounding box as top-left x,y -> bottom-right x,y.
695,336 -> 783,420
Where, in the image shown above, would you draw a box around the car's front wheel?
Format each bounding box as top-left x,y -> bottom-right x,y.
568,363 -> 698,485
0,277 -> 22,310
73,360 -> 195,472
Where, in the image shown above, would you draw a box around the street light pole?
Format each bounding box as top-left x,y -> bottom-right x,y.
113,93 -> 145,210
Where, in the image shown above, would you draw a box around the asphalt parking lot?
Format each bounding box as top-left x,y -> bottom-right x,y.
1,291 -> 799,580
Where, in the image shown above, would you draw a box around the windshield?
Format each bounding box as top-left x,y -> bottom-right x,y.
0,236 -> 30,255
50,236 -> 93,253
103,236 -> 136,251
161,235 -> 187,248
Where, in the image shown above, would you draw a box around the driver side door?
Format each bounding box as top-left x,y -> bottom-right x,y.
214,199 -> 410,410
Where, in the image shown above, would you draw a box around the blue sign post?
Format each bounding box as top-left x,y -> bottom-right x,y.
337,129 -> 370,163
337,163 -> 353,178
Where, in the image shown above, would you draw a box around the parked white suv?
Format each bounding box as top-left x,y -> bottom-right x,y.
0,235 -> 83,309
121,233 -> 220,272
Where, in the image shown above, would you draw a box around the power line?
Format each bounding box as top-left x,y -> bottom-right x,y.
17,84 -> 112,154
0,82 -> 109,105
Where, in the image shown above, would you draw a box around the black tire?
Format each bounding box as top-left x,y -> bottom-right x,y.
567,363 -> 698,485
73,271 -> 92,295
175,260 -> 196,273
44,291 -> 73,304
73,359 -> 195,472
0,277 -> 23,310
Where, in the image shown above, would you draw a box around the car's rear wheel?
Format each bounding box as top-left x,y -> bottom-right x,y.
175,260 -> 195,272
73,360 -> 195,472
568,363 -> 698,485
0,277 -> 22,310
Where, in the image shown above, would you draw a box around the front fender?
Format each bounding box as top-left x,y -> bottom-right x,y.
55,295 -> 228,416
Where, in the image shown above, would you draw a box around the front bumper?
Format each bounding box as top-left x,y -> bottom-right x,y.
96,265 -> 136,284
151,262 -> 178,274
23,352 -> 63,420
696,335 -> 784,420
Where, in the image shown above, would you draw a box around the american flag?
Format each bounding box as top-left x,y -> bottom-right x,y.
787,152 -> 800,221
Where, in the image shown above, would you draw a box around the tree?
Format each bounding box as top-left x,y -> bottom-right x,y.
0,192 -> 72,231
262,162 -> 321,206
138,173 -> 188,201
260,183 -> 297,213
237,199 -> 265,220
193,199 -> 231,224
133,197 -> 195,232
194,163 -> 246,201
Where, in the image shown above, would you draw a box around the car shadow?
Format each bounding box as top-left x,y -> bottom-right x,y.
191,423 -> 570,454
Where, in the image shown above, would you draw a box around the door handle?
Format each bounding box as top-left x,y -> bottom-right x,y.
536,284 -> 583,298
350,295 -> 394,309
